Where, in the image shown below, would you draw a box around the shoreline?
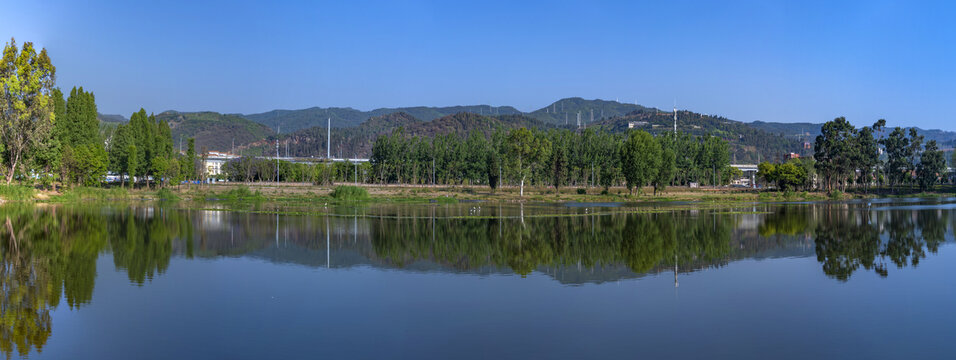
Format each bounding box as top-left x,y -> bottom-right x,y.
1,182 -> 954,205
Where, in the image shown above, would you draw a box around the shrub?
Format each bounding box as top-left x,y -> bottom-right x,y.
216,185 -> 265,202
576,188 -> 587,195
156,188 -> 179,201
330,185 -> 369,202
829,190 -> 843,200
436,196 -> 458,204
600,189 -> 609,196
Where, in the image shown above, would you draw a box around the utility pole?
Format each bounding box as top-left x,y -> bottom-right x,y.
276,122 -> 280,182
327,117 -> 331,159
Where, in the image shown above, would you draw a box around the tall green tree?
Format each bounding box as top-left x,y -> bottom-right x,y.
506,127 -> 551,197
620,130 -> 661,195
882,127 -> 909,191
814,117 -> 858,192
917,140 -> 945,191
59,87 -> 99,147
0,38 -> 56,184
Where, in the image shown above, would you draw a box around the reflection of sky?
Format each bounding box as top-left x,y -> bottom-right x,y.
40,245 -> 956,359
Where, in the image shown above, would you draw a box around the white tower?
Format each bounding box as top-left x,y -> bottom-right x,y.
327,117 -> 331,159
673,102 -> 678,135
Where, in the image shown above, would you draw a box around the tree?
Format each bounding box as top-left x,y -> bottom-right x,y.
917,140 -> 945,191
0,38 -> 56,184
906,128 -> 923,190
653,145 -> 676,195
166,158 -> 181,188
703,135 -> 730,186
127,145 -> 139,188
620,130 -> 661,194
108,124 -> 134,188
486,152 -> 499,190
855,126 -> 879,193
59,87 -> 99,147
814,117 -> 857,192
882,127 -> 909,191
183,138 -> 197,183
150,156 -> 169,188
506,128 -> 550,197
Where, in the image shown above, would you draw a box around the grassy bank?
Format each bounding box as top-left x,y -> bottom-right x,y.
2,182 -> 953,205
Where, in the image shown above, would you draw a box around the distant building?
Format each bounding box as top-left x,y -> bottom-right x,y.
785,152 -> 800,160
627,121 -> 648,129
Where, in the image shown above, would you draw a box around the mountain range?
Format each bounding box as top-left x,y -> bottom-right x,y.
96,98 -> 956,160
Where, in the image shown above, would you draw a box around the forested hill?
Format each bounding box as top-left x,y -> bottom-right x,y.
242,105 -> 523,132
240,112 -> 553,158
155,111 -> 275,152
97,113 -> 127,123
528,97 -> 656,125
593,110 -> 807,164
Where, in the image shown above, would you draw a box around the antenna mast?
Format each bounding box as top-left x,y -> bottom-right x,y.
673,100 -> 678,135
327,117 -> 331,159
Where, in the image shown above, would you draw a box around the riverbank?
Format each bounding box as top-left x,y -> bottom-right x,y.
2,182 -> 953,204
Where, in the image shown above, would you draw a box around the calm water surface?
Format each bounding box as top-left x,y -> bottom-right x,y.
2,199 -> 955,359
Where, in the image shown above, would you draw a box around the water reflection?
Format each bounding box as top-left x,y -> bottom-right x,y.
1,200 -> 954,357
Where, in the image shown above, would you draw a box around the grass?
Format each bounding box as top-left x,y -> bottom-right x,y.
156,188 -> 180,201
212,185 -> 265,202
52,187 -> 130,202
435,195 -> 459,204
0,185 -> 35,201
329,185 -> 369,202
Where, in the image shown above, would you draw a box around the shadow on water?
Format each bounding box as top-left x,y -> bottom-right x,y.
1,198 -> 954,357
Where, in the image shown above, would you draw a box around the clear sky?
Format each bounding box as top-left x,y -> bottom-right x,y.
3,0 -> 954,130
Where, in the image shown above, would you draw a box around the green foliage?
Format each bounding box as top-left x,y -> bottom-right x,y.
329,185 -> 369,202
576,188 -> 587,195
54,187 -> 129,202
0,185 -> 35,201
435,195 -> 459,204
156,111 -> 274,152
0,38 -> 56,185
214,185 -> 265,202
917,140 -> 946,191
620,130 -> 660,194
155,188 -> 179,201
759,160 -> 808,191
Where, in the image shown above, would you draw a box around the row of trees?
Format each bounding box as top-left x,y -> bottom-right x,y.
1,38 -> 195,189
369,127 -> 732,195
812,117 -> 949,192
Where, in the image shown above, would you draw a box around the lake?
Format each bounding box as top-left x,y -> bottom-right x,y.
2,198 -> 955,359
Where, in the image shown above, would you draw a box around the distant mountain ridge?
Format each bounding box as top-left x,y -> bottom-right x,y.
241,112 -> 554,158
155,111 -> 274,152
145,97 -> 956,157
243,105 -> 523,133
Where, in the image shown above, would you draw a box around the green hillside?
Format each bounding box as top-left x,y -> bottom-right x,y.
528,97 -> 656,125
593,110 -> 807,164
243,105 -> 523,132
156,111 -> 275,152
242,112 -> 552,158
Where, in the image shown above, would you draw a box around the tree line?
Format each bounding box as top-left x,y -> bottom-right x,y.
368,126 -> 732,195
759,117 -> 951,193
1,38 -> 199,189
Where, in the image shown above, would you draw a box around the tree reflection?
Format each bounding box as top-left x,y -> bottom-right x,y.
805,204 -> 953,281
370,211 -> 735,276
0,205 -> 188,357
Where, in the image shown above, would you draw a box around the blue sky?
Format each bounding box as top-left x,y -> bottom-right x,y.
3,0 -> 955,130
